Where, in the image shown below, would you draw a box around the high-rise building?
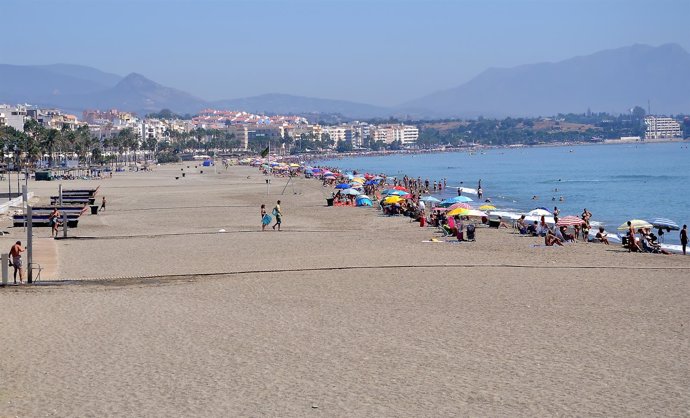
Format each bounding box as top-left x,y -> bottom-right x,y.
644,116 -> 682,140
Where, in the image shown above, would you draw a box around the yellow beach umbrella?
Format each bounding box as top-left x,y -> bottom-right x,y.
447,207 -> 470,217
289,163 -> 300,168
383,195 -> 403,205
352,177 -> 365,183
617,219 -> 653,231
479,204 -> 496,210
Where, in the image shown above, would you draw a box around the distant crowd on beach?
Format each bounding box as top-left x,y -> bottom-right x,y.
249,157 -> 688,255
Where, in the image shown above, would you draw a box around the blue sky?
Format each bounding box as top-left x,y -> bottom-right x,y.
2,0 -> 689,105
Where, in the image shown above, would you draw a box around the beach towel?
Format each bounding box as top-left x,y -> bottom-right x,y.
262,214 -> 272,225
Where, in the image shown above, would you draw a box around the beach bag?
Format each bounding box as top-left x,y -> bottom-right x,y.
262,214 -> 272,226
272,207 -> 279,216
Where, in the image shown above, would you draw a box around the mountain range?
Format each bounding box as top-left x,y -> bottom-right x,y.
2,43 -> 689,119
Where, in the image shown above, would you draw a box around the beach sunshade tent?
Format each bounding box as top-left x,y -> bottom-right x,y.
479,205 -> 496,210
650,218 -> 680,230
556,216 -> 584,227
617,219 -> 653,231
355,196 -> 373,207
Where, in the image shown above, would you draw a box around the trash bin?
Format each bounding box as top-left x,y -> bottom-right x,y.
326,198 -> 334,206
90,205 -> 99,215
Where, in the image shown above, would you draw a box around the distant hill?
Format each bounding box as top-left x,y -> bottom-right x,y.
212,93 -> 391,119
0,63 -> 119,105
402,43 -> 690,118
3,44 -> 690,119
76,73 -> 207,114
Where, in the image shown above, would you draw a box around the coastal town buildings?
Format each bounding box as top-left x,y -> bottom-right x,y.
2,103 -> 420,152
370,124 -> 419,145
644,115 -> 682,139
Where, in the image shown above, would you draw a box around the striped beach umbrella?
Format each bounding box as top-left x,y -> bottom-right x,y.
650,218 -> 680,230
556,216 -> 584,227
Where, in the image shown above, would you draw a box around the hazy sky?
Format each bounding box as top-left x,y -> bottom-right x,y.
3,0 -> 689,106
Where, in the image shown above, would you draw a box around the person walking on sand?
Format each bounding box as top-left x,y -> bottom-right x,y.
272,200 -> 282,231
261,204 -> 272,231
9,241 -> 25,284
48,207 -> 62,238
99,196 -> 106,212
681,224 -> 688,255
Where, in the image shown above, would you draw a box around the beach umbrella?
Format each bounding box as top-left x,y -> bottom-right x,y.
479,204 -> 496,210
528,208 -> 552,217
364,180 -> 378,186
342,188 -> 361,196
617,219 -> 653,231
556,216 -> 584,227
335,183 -> 350,189
386,190 -> 408,196
650,218 -> 680,230
447,207 -> 470,217
439,196 -> 473,207
393,186 -> 408,191
447,202 -> 472,211
420,196 -> 441,203
352,177 -> 365,183
382,195 -> 403,205
464,209 -> 488,218
489,211 -> 521,221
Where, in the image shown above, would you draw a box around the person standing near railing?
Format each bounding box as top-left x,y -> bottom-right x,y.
9,241 -> 25,285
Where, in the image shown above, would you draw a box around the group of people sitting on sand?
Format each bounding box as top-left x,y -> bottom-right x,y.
515,211 -> 612,247
624,222 -> 671,255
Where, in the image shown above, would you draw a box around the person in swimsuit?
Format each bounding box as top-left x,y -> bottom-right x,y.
48,208 -> 62,238
681,224 -> 688,255
99,196 -> 106,211
9,241 -> 25,284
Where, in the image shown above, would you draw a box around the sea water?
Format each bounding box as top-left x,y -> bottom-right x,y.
319,142 -> 690,244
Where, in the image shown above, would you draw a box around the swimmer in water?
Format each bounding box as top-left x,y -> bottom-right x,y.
559,196 -> 564,202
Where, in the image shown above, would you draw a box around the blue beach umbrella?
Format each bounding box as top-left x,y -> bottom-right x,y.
440,196 -> 473,206
342,188 -> 361,196
420,196 -> 441,203
335,183 -> 350,189
650,218 -> 680,230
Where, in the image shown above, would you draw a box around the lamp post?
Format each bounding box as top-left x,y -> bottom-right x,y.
14,145 -> 19,198
4,145 -> 10,202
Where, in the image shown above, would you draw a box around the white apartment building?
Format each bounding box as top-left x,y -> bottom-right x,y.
645,116 -> 682,140
0,104 -> 28,131
322,126 -> 348,143
142,119 -> 168,141
371,124 -> 419,146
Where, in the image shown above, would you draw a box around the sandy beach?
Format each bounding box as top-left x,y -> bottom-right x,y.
1,163 -> 689,416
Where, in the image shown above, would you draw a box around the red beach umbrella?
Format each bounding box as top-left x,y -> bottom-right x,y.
447,202 -> 472,211
393,186 -> 408,191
